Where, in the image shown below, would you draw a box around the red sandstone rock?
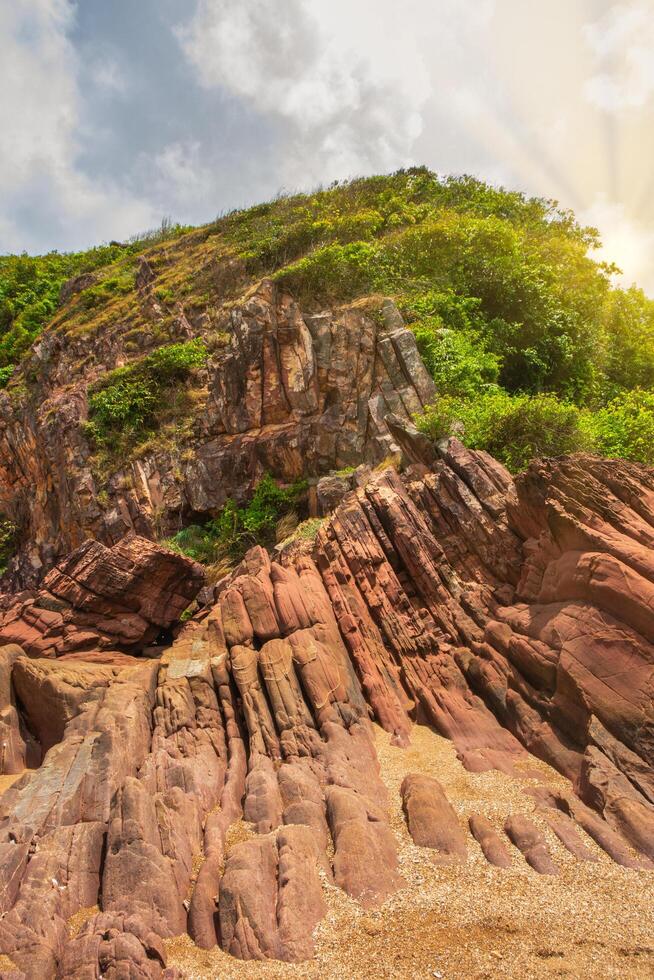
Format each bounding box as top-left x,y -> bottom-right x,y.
528,786 -> 653,870
539,809 -> 598,862
504,814 -> 558,875
0,440 -> 652,971
0,535 -> 203,657
326,785 -> 400,907
0,645 -> 39,774
468,814 -> 512,869
401,773 -> 467,864
61,911 -> 179,979
218,825 -> 325,962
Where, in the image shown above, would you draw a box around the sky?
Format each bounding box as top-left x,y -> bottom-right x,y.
1,0 -> 653,292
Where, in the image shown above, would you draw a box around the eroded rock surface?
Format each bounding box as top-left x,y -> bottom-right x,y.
401,773 -> 467,864
0,535 -> 202,657
0,287 -> 435,585
0,442 -> 652,974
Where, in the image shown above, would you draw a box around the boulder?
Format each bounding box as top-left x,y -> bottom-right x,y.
401,773 -> 467,864
0,535 -> 203,657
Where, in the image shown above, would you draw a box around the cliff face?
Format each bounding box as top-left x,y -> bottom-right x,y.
0,278 -> 433,586
0,440 -> 651,976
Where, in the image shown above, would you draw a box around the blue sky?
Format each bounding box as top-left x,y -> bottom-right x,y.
2,1 -> 653,292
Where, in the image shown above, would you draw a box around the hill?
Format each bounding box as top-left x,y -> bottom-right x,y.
1,168 -> 653,582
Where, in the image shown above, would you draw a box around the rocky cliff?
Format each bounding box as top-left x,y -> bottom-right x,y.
0,438 -> 651,977
0,269 -> 433,587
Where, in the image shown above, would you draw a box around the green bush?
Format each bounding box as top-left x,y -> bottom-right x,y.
0,219 -> 189,378
587,389 -> 654,465
88,378 -> 159,436
413,318 -> 499,397
163,474 -> 307,566
416,391 -> 591,472
0,246 -> 132,370
0,517 -> 17,574
78,273 -> 134,311
144,339 -> 208,379
87,339 -> 207,444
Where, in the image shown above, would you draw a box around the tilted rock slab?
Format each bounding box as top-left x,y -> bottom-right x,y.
0,286 -> 435,585
401,773 -> 467,864
0,534 -> 203,658
0,443 -> 652,972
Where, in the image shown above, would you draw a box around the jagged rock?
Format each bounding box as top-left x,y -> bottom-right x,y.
384,413 -> 438,467
539,809 -> 598,862
0,645 -> 39,774
315,473 -> 353,516
401,774 -> 467,864
0,284 -> 437,584
0,442 -> 652,971
58,272 -> 97,307
528,785 -> 653,870
326,784 -> 400,907
218,825 -> 325,962
11,655 -> 140,755
0,535 -> 203,657
61,912 -> 179,979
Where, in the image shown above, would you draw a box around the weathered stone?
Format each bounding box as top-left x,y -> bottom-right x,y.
504,814 -> 558,875
218,825 -> 325,962
326,785 -> 400,908
0,440 -> 652,969
401,774 -> 467,864
468,814 -> 512,868
0,536 -> 203,656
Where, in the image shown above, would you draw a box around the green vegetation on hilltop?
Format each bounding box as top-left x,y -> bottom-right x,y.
3,168 -> 654,472
215,168 -> 654,468
0,220 -> 190,384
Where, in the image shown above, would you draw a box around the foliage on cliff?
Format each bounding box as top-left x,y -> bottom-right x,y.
0,221 -> 190,383
2,168 -> 654,470
163,473 -> 307,572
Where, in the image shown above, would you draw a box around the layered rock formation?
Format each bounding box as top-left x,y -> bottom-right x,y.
0,440 -> 652,976
0,534 -> 203,658
0,285 -> 434,585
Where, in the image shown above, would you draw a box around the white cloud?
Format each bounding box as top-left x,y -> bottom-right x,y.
583,194 -> 654,294
0,0 -> 155,252
140,140 -> 217,214
175,0 -> 443,184
90,58 -> 128,95
583,2 -> 654,110
1,0 -> 653,301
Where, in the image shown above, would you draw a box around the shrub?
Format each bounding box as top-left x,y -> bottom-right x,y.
412,318 -> 500,397
416,391 -> 591,472
145,339 -> 208,379
87,339 -> 207,444
78,273 -> 134,311
587,389 -> 654,465
163,474 -> 308,567
88,378 -> 159,435
485,394 -> 592,471
0,518 -> 17,574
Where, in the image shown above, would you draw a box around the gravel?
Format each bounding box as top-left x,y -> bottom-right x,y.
166,722 -> 654,979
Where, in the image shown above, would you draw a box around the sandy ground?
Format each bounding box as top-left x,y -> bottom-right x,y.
167,723 -> 654,979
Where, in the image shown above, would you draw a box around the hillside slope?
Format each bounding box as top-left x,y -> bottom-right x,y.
1,169 -> 653,585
